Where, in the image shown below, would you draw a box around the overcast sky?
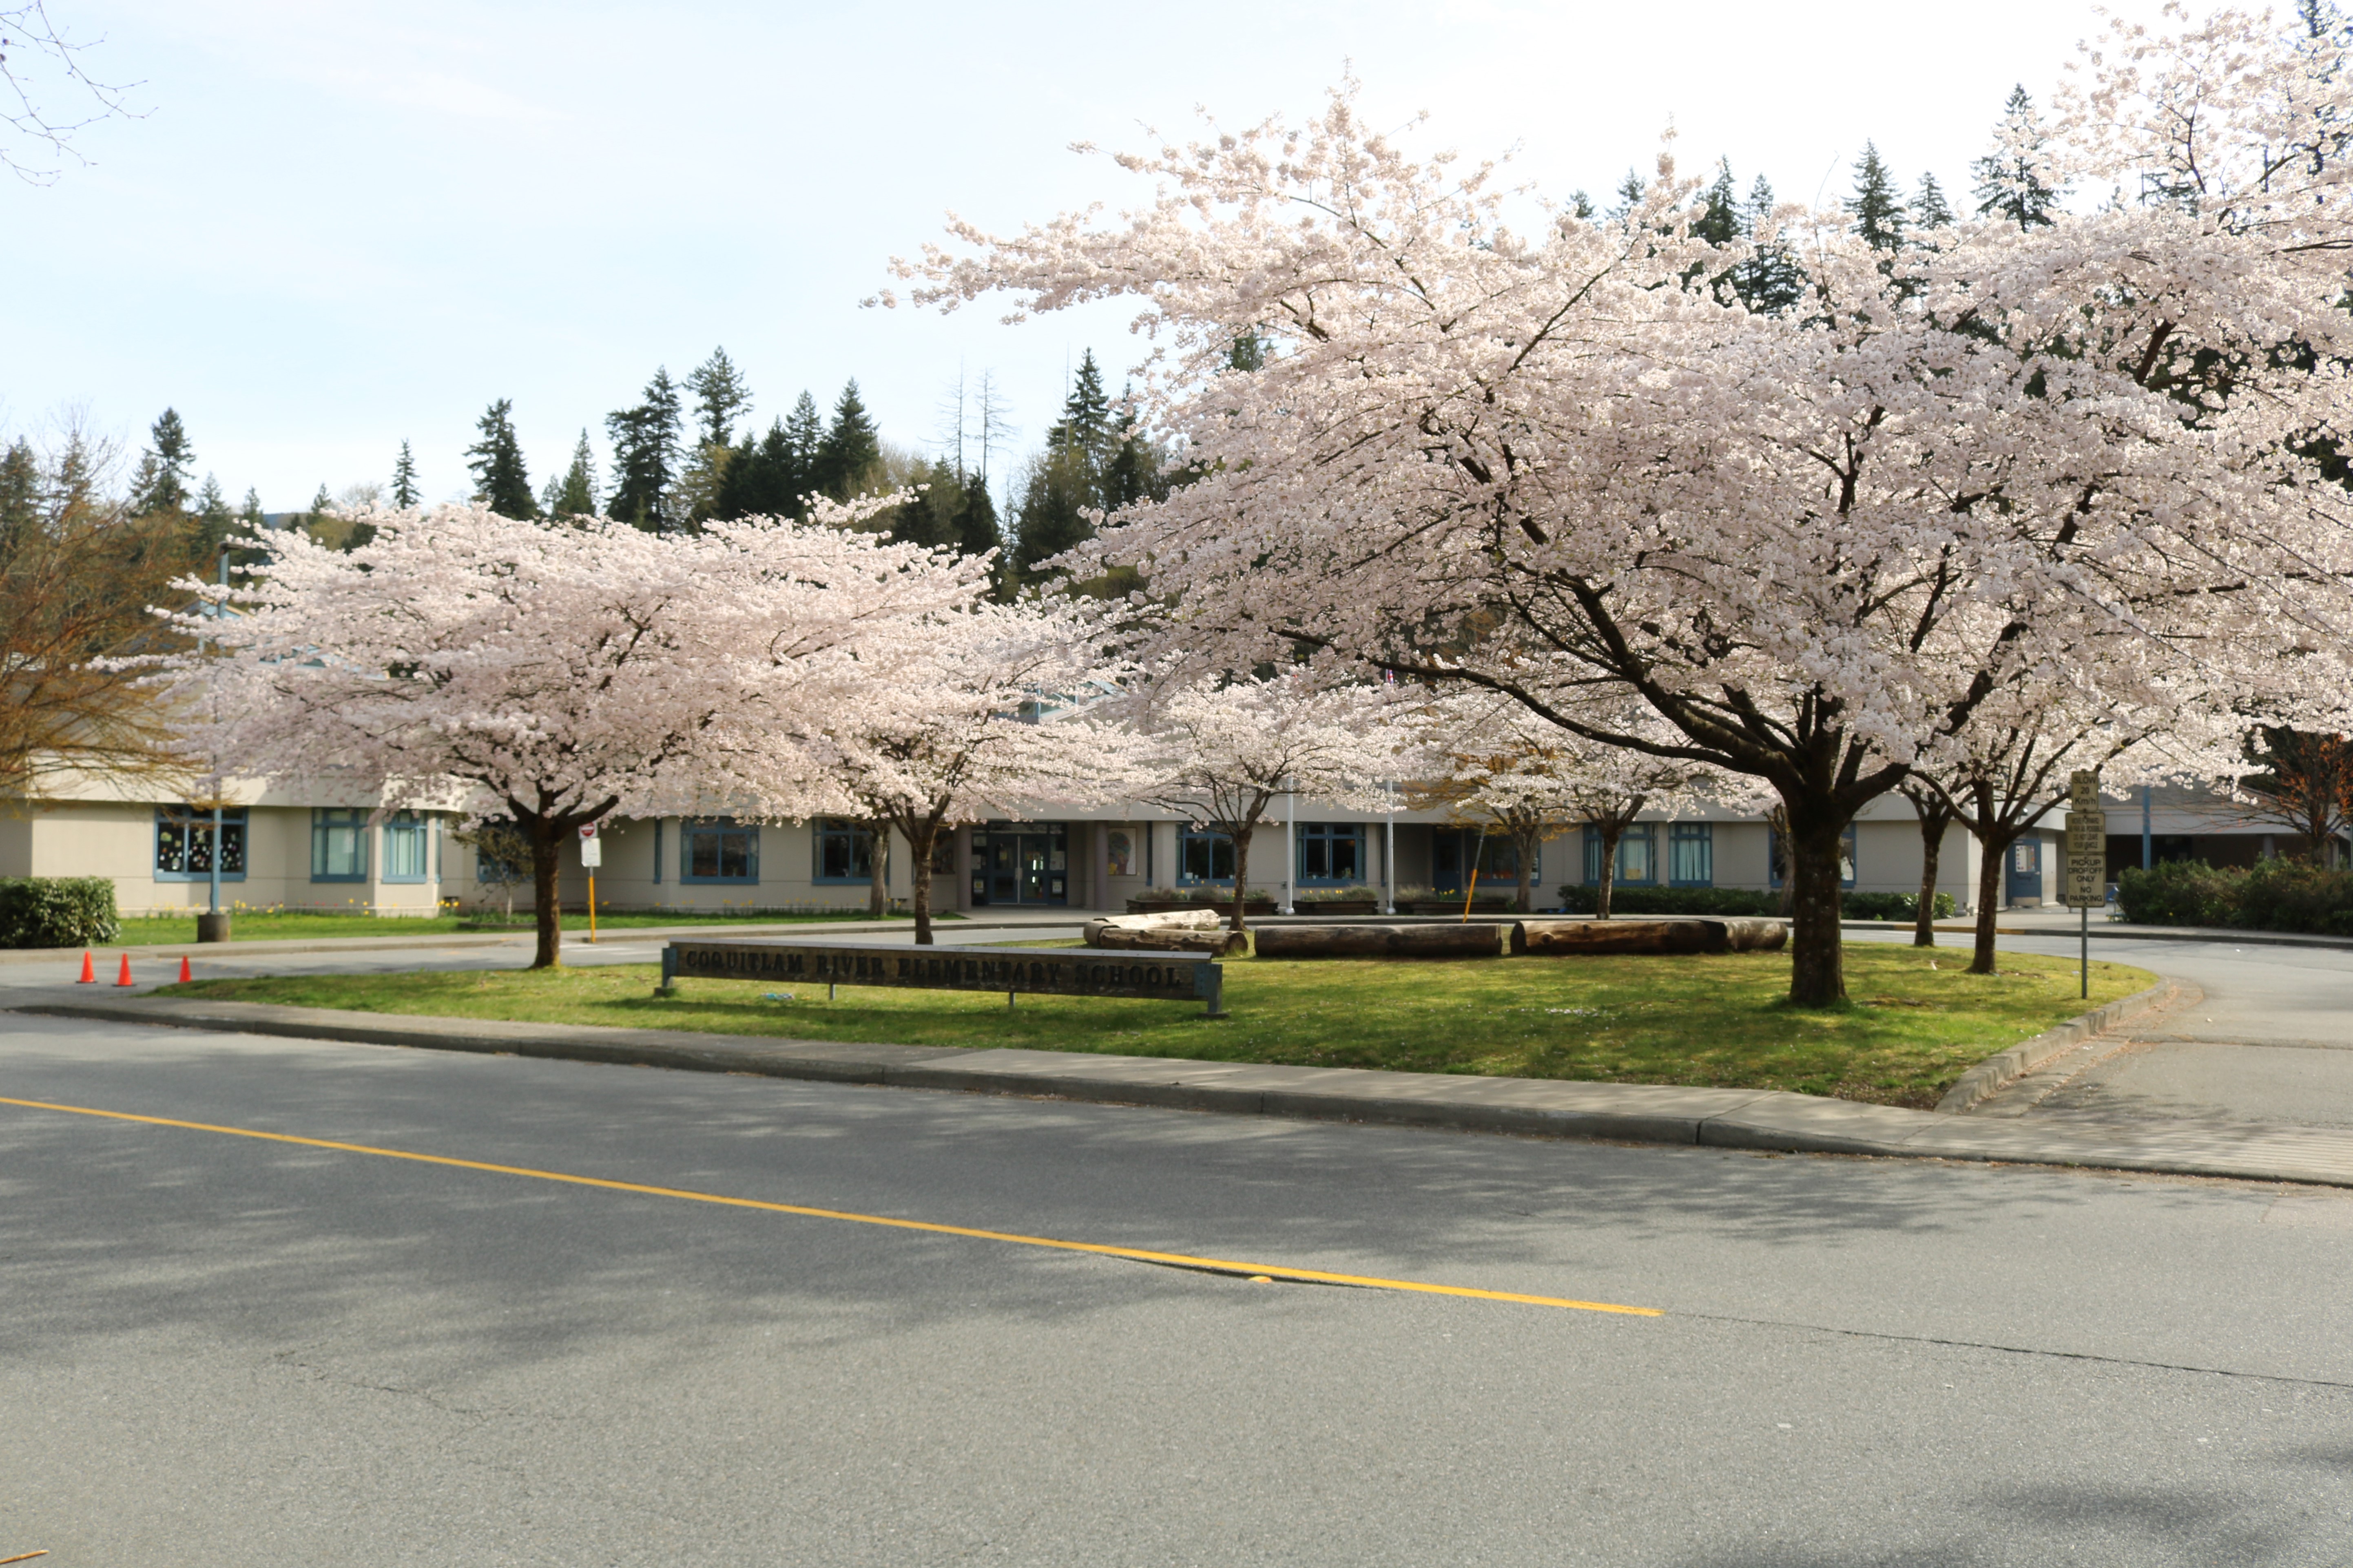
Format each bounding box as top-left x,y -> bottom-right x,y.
5,0 -> 2189,512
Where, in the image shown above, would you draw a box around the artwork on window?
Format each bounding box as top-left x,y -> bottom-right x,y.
156,805 -> 248,880
1106,829 -> 1135,878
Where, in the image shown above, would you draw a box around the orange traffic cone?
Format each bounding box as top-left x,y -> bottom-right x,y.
115,952 -> 134,987
178,955 -> 192,984
77,950 -> 95,983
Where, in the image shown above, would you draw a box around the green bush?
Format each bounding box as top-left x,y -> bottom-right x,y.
1842,891 -> 1958,921
1556,885 -> 1783,916
0,877 -> 121,948
2227,858 -> 2353,935
2114,861 -> 2242,927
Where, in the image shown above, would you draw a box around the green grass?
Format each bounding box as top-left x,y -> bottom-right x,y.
168,944 -> 2155,1107
111,909 -> 950,946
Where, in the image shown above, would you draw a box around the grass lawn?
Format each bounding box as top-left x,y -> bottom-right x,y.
111,909 -> 949,946
167,943 -> 2156,1107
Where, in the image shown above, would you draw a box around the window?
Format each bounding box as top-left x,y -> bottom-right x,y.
812,819 -> 870,884
1180,825 -> 1235,884
1434,830 -> 1532,893
1669,822 -> 1713,887
1295,823 -> 1364,884
1769,823 -> 1858,889
929,832 -> 956,875
652,819 -> 662,883
1582,824 -> 1654,885
383,811 -> 432,883
155,805 -> 247,881
683,818 -> 759,883
311,808 -> 370,882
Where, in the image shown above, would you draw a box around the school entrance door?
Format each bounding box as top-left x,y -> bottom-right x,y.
2005,839 -> 2043,906
971,822 -> 1069,907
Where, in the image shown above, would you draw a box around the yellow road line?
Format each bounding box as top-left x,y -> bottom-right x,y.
0,1095 -> 1660,1317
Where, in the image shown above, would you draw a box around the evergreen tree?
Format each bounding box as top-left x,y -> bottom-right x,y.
1566,190 -> 1596,221
1102,394 -> 1164,511
954,470 -> 1001,562
713,416 -> 803,520
465,398 -> 539,519
238,487 -> 266,531
1911,171 -> 1957,232
1694,160 -> 1741,246
1009,445 -> 1094,582
127,408 -> 195,517
390,440 -> 420,508
813,380 -> 882,502
888,459 -> 966,551
193,474 -> 236,559
1608,169 -> 1646,219
1046,351 -> 1114,470
548,429 -> 598,519
685,347 -> 752,447
1846,142 -> 1906,250
1728,175 -> 1808,314
604,367 -> 682,531
0,438 -> 38,560
1972,85 -> 2063,229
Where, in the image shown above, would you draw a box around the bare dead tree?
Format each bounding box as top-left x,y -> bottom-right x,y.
2,3 -> 142,184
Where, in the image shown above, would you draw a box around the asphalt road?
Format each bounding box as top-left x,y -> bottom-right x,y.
4,1001 -> 2351,1566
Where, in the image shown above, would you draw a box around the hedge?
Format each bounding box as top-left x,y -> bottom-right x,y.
2117,859 -> 2353,935
0,877 -> 121,948
1555,885 -> 1954,920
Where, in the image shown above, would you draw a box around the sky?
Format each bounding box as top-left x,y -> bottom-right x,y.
3,0 -> 2195,513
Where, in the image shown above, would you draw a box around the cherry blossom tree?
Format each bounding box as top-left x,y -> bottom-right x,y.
1407,694 -> 1721,915
1138,677 -> 1402,933
896,9 -> 2353,1005
734,599 -> 1145,944
157,501 -> 982,968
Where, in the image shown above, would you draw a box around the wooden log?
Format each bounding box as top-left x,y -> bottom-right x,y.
1084,918 -> 1246,955
1512,918 -> 1730,956
1255,924 -> 1502,959
1717,918 -> 1788,953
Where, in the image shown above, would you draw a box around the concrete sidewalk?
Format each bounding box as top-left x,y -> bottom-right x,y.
25,995 -> 2353,1190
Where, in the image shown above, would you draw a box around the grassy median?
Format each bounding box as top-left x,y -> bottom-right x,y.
165,944 -> 2155,1108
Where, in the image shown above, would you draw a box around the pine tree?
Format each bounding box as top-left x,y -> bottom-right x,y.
685,347 -> 752,447
954,470 -> 1002,562
1047,351 -> 1114,469
1911,171 -> 1957,232
390,440 -> 420,508
127,408 -> 195,517
465,398 -> 539,519
238,487 -> 266,531
1972,86 -> 2063,229
0,439 -> 38,560
1102,394 -> 1164,510
1846,142 -> 1906,251
193,474 -> 236,558
1694,160 -> 1741,246
1728,175 -> 1808,315
1009,445 -> 1093,582
888,459 -> 965,551
604,368 -> 682,531
1608,169 -> 1645,219
549,429 -> 598,519
813,380 -> 883,502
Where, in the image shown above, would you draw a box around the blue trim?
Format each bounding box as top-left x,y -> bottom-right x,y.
652,819 -> 662,884
681,818 -> 759,884
1769,823 -> 1858,890
1177,825 -> 1235,886
1294,822 -> 1367,886
154,805 -> 248,882
310,807 -> 370,883
1582,823 -> 1654,886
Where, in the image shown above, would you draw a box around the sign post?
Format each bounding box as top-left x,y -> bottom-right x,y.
579,824 -> 602,944
2063,772 -> 2107,999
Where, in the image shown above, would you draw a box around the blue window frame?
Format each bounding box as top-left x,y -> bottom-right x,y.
1669,822 -> 1713,887
812,818 -> 870,884
155,805 -> 247,882
651,819 -> 662,883
683,818 -> 759,883
1434,829 -> 1532,893
383,811 -> 432,883
311,808 -> 370,882
1769,824 -> 1858,889
1582,824 -> 1655,885
1179,825 -> 1235,885
1295,822 -> 1365,884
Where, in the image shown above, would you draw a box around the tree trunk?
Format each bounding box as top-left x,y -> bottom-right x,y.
1971,829 -> 2016,976
1783,812 -> 1848,1006
1229,824 -> 1255,934
1594,824 -> 1622,921
867,825 -> 888,918
906,819 -> 938,946
1514,825 -> 1536,913
529,819 -> 564,970
1912,800 -> 1952,948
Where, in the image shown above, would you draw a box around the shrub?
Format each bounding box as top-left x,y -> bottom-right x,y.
2115,861 -> 2243,927
0,876 -> 121,948
2231,858 -> 2353,934
1842,891 -> 1958,921
1296,885 -> 1380,903
1556,885 -> 1783,916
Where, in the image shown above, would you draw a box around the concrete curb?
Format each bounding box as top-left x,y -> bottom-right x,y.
22,995 -> 2353,1189
1932,980 -> 2185,1115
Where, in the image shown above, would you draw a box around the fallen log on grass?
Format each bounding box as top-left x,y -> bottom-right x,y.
1510,918 -> 1788,956
1082,911 -> 1248,956
1254,923 -> 1502,959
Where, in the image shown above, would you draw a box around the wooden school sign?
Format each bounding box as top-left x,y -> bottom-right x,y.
659,940 -> 1227,1016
